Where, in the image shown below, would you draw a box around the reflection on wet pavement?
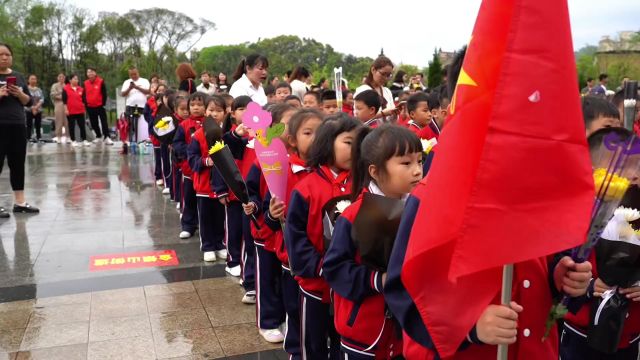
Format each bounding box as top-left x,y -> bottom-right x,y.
0,145 -> 284,359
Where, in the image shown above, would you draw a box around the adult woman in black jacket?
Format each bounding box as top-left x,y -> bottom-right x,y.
0,43 -> 39,217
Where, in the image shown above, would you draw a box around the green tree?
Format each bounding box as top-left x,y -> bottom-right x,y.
427,48 -> 443,88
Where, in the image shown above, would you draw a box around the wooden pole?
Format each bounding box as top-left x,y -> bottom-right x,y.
497,264 -> 514,360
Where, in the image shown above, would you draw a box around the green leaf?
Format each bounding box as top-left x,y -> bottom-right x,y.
266,123 -> 285,144
543,302 -> 568,341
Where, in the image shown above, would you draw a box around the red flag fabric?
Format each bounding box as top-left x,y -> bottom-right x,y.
401,0 -> 594,357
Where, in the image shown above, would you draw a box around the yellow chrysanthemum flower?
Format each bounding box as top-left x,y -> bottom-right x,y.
208,141 -> 225,155
593,168 -> 630,201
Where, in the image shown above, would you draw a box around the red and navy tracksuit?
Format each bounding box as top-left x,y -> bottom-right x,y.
173,116 -> 202,235
285,166 -> 351,360
406,120 -> 439,176
383,180 -> 563,359
263,154 -> 313,360
561,252 -> 640,360
246,161 -> 286,330
169,113 -> 186,208
323,187 -> 403,360
144,98 -> 164,184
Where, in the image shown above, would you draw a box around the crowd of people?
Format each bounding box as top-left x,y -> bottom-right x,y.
2,35 -> 640,358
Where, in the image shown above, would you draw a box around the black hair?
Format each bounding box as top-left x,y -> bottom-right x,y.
354,90 -> 381,113
306,113 -> 361,168
612,90 -> 625,108
86,67 -> 97,72
264,84 -> 276,96
599,73 -> 608,82
270,103 -> 296,125
321,90 -> 337,102
304,91 -> 321,103
290,66 -> 311,81
406,92 -> 430,114
351,124 -> 422,200
68,73 -> 79,82
447,46 -> 467,100
286,70 -> 292,78
393,70 -> 406,83
159,89 -> 176,112
587,77 -> 594,82
587,127 -> 632,151
221,95 -> 252,133
582,96 -> 620,127
288,108 -> 324,139
0,43 -> 13,55
317,77 -> 326,87
188,91 -> 208,107
365,55 -> 394,86
205,94 -> 226,111
276,82 -> 292,92
173,94 -> 189,112
232,54 -> 269,81
285,95 -> 302,105
342,90 -> 352,101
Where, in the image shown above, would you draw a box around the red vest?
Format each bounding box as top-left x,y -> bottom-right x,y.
64,84 -> 85,115
83,76 -> 104,108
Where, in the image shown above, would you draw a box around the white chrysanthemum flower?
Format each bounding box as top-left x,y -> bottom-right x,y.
335,200 -> 351,214
421,138 -> 438,154
614,207 -> 640,222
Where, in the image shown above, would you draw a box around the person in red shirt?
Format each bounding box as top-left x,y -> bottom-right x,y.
342,90 -> 354,117
284,115 -> 362,359
83,67 -> 111,144
62,74 -> 89,147
405,92 -> 441,140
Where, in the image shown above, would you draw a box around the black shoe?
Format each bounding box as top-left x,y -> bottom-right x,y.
121,143 -> 128,155
13,203 -> 39,214
0,207 -> 9,218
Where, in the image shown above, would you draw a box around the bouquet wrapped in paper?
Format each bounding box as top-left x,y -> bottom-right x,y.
322,196 -> 352,250
152,106 -> 177,144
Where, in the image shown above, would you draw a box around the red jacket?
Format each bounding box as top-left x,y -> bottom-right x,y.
63,84 -> 85,115
83,76 -> 105,108
406,120 -> 439,140
564,252 -> 640,349
246,162 -> 275,250
284,166 -> 351,303
173,116 -> 203,177
264,153 -> 313,268
323,190 -> 402,358
187,126 -> 220,198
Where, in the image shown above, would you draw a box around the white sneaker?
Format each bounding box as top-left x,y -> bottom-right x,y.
259,328 -> 284,343
203,251 -> 216,262
162,188 -> 170,195
104,137 -> 114,145
71,141 -> 80,147
93,138 -> 102,144
83,140 -> 91,146
225,265 -> 241,277
156,179 -> 164,186
179,231 -> 192,239
215,249 -> 228,260
53,137 -> 59,144
61,136 -> 67,144
176,203 -> 181,210
242,290 -> 256,304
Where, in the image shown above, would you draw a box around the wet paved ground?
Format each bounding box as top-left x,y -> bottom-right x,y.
0,143 -> 284,359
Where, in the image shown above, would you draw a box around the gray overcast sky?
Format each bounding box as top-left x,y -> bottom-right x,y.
70,0 -> 639,67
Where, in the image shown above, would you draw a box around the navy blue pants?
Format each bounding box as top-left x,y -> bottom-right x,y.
160,144 -> 172,199
181,176 -> 198,233
197,197 -> 225,252
241,214 -> 255,292
300,292 -> 340,360
173,165 -> 182,208
256,245 -> 285,330
560,323 -> 640,360
153,146 -> 162,180
225,201 -> 243,268
282,267 -> 301,360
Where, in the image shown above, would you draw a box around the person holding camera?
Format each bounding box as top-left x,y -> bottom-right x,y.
120,66 -> 150,152
0,43 -> 39,217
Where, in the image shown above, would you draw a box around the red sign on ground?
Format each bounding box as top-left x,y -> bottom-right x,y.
89,250 -> 179,271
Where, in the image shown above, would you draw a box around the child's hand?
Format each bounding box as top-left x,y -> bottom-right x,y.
218,196 -> 229,206
381,273 -> 387,288
553,256 -> 592,297
476,302 -> 523,345
620,286 -> 640,301
234,124 -> 248,137
269,196 -> 286,220
593,278 -> 613,297
242,202 -> 256,215
205,157 -> 214,167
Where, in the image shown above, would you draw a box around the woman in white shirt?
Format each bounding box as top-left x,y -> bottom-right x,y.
354,55 -> 398,119
229,54 -> 269,106
289,66 -> 311,101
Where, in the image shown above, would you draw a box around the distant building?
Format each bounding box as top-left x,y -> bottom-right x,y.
437,50 -> 456,66
595,31 -> 640,81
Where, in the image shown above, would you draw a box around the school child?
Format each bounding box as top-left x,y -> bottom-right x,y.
220,93 -> 234,115
172,93 -> 204,240
212,96 -> 253,277
154,88 -> 176,199
354,90 -> 382,127
405,92 -> 441,140
265,84 -> 277,104
395,91 -> 412,127
321,90 -> 339,116
342,91 -> 354,117
144,90 -> 163,187
284,114 -> 362,359
244,103 -> 297,343
275,82 -> 293,103
303,91 -> 322,110
582,96 -> 621,137
560,127 -> 639,360
171,95 -> 189,210
265,109 -> 325,359
323,124 -> 423,359
285,95 -> 302,108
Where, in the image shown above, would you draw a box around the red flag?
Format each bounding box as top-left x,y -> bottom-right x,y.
401,0 -> 594,357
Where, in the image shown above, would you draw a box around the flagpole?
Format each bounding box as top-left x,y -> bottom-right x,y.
497,264 -> 513,360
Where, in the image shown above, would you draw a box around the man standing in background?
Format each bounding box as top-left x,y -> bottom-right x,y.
196,71 -> 216,96
120,66 -> 150,150
84,67 -> 113,145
